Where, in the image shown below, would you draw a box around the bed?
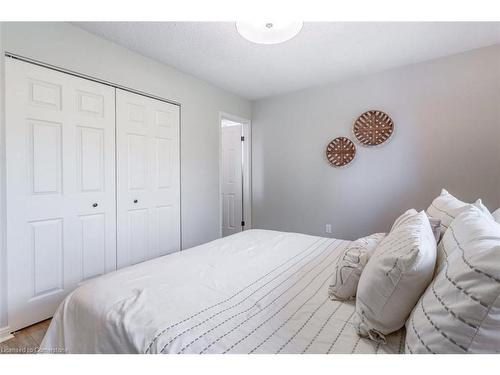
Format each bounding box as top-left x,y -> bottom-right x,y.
40,229 -> 405,354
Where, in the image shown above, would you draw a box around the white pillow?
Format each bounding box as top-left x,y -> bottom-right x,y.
405,206 -> 500,353
492,208 -> 500,223
426,189 -> 491,235
354,210 -> 437,342
427,216 -> 442,243
392,210 -> 440,243
390,208 -> 417,231
476,200 -> 494,220
328,232 -> 385,301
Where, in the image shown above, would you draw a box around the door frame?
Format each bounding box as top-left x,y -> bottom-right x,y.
218,112 -> 251,237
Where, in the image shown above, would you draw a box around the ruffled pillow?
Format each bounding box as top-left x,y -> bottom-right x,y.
328,233 -> 385,301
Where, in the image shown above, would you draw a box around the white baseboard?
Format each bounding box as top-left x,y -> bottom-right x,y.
0,326 -> 14,343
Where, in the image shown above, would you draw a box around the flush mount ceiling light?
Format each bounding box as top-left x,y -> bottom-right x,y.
236,21 -> 303,44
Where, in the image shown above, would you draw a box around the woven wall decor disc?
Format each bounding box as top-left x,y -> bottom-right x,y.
353,110 -> 394,146
326,137 -> 356,167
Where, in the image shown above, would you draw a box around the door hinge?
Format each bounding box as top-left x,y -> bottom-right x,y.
241,220 -> 245,227
241,136 -> 245,142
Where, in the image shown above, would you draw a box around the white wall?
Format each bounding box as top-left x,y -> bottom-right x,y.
0,23 -> 7,333
252,45 -> 500,240
0,22 -> 251,333
1,22 -> 252,249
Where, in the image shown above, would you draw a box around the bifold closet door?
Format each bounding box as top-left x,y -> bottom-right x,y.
116,89 -> 180,268
6,59 -> 116,331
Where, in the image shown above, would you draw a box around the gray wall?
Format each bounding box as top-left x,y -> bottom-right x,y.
0,22 -> 251,333
252,45 -> 500,240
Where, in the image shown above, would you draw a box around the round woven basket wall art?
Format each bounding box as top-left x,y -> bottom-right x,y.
326,137 -> 356,167
353,110 -> 394,146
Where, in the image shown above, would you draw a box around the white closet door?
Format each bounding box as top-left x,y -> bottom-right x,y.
116,89 -> 180,268
221,124 -> 243,237
6,59 -> 116,331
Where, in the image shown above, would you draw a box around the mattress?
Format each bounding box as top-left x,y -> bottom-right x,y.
40,229 -> 405,354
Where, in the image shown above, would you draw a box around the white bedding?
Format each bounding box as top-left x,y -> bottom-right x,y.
40,229 -> 405,354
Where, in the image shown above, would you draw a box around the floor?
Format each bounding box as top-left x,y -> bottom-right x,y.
0,319 -> 51,354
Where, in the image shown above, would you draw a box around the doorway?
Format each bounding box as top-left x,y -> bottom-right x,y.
219,113 -> 251,237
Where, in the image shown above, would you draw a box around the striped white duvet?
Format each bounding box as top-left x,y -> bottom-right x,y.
40,229 -> 405,354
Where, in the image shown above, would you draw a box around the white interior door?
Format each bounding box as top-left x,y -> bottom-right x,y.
6,59 -> 116,331
221,124 -> 243,237
116,89 -> 180,268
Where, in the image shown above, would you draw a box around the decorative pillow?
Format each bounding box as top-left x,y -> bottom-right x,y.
328,232 -> 385,301
476,200 -> 494,220
427,216 -> 441,243
398,209 -> 440,243
405,206 -> 500,353
426,189 -> 491,235
354,210 -> 437,342
390,208 -> 418,232
432,200 -> 493,274
492,208 -> 500,223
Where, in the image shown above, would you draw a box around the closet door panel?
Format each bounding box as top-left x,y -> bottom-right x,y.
76,126 -> 105,192
30,119 -> 63,194
30,218 -> 64,297
127,134 -> 149,190
79,213 -> 107,281
116,89 -> 180,268
6,59 -> 116,331
128,208 -> 149,265
71,75 -> 117,284
150,99 -> 180,257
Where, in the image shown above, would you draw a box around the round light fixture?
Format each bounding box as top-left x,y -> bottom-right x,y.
236,21 -> 303,45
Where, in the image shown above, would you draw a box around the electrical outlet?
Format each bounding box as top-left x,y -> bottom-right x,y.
325,224 -> 332,234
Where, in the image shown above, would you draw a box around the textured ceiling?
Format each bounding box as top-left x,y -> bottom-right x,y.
73,22 -> 500,100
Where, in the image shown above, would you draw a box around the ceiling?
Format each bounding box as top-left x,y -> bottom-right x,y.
74,22 -> 500,100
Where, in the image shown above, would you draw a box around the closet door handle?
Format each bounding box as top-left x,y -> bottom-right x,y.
133,199 -> 138,204
92,203 -> 98,208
